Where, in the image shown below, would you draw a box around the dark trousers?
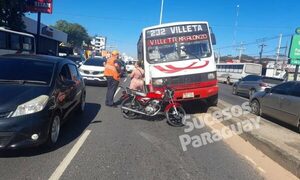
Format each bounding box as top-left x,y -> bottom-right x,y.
106,76 -> 119,106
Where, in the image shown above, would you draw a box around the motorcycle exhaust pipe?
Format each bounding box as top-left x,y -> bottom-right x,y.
121,106 -> 147,115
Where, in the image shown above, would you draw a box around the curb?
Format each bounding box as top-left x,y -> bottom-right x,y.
213,100 -> 300,179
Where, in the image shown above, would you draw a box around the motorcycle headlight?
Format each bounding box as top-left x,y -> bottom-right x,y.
152,79 -> 164,86
208,73 -> 216,80
12,95 -> 49,117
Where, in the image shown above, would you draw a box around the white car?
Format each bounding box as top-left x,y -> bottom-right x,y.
79,57 -> 107,83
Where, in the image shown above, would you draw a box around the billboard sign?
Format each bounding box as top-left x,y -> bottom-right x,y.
288,35 -> 300,65
26,0 -> 53,14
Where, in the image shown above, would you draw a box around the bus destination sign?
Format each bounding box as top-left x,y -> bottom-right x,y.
146,24 -> 208,38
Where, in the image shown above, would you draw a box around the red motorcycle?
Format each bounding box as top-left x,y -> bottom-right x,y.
119,86 -> 186,127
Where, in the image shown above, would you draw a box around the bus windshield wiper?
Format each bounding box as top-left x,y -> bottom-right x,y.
0,79 -> 47,85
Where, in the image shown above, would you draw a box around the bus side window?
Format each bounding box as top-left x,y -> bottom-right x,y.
10,34 -> 21,50
0,31 -> 7,49
238,65 -> 243,73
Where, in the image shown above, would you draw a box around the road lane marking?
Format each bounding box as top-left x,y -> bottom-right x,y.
258,167 -> 266,174
49,130 -> 91,180
244,155 -> 257,166
123,78 -> 128,82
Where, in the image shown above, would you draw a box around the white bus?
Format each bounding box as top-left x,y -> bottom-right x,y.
0,27 -> 35,56
216,63 -> 262,84
137,21 -> 218,105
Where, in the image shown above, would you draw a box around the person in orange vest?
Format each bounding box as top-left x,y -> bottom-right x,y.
104,50 -> 121,107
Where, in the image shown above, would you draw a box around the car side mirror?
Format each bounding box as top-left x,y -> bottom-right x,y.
264,88 -> 271,93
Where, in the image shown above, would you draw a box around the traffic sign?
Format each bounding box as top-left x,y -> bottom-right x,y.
288,35 -> 300,64
290,59 -> 300,65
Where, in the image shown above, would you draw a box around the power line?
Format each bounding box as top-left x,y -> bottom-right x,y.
216,34 -> 292,50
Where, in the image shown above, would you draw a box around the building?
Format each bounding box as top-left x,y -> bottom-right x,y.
93,36 -> 106,53
23,16 -> 67,55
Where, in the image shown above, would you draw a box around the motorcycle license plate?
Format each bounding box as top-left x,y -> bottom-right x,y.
183,92 -> 194,99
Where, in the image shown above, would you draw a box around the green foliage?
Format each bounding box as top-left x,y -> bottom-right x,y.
0,0 -> 26,31
52,20 -> 91,47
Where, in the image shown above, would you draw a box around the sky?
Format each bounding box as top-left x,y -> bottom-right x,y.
27,0 -> 299,58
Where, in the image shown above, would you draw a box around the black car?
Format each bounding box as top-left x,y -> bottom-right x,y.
0,55 -> 86,149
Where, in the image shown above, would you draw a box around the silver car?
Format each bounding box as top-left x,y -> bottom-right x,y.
232,75 -> 283,97
250,81 -> 300,132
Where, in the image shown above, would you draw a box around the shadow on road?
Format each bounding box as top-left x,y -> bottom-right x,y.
0,102 -> 101,158
182,100 -> 209,114
261,114 -> 299,133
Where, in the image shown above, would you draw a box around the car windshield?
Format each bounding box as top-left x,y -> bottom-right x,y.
84,58 -> 106,66
0,58 -> 54,85
147,39 -> 211,64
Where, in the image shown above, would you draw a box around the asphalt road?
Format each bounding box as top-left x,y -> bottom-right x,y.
218,83 -> 248,106
0,79 -> 263,180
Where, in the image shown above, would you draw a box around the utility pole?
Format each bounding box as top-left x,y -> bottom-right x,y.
274,34 -> 282,76
159,0 -> 164,25
236,42 -> 246,61
259,43 -> 267,64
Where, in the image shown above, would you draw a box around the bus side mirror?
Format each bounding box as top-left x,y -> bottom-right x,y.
211,33 -> 216,45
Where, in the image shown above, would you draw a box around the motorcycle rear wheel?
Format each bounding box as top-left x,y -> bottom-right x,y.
166,106 -> 185,127
121,97 -> 139,119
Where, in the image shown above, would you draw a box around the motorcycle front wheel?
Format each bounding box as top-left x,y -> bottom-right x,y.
166,105 -> 186,127
121,96 -> 139,119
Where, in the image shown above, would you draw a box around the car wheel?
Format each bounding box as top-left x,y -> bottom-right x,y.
250,99 -> 261,116
47,114 -> 61,146
77,93 -> 86,113
232,86 -> 238,95
249,89 -> 256,98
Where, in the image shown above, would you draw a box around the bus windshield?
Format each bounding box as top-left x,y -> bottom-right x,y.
145,23 -> 212,64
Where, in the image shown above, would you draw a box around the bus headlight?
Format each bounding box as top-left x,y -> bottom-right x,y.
152,79 -> 164,86
208,73 -> 215,80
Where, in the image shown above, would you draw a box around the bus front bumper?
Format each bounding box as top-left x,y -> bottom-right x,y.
173,85 -> 219,101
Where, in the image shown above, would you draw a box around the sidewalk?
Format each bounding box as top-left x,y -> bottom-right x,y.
208,100 -> 300,179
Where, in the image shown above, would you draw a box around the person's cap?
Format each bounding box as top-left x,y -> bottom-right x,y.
111,50 -> 119,56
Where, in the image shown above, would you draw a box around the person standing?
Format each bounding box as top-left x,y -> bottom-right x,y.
129,61 -> 144,91
104,50 -> 120,107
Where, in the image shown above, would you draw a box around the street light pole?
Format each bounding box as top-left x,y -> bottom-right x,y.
159,0 -> 164,25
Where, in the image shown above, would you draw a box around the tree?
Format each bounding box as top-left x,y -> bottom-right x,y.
0,0 -> 26,31
52,20 -> 91,47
